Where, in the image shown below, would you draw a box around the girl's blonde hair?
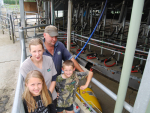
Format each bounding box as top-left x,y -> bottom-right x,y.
29,38 -> 44,51
22,70 -> 52,112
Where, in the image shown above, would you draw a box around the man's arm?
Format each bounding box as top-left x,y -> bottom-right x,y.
71,58 -> 84,72
80,71 -> 93,90
49,81 -> 56,93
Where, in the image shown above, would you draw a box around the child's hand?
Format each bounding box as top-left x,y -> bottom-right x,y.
80,85 -> 88,90
57,93 -> 59,98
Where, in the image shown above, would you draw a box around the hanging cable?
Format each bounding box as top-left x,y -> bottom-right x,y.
75,0 -> 108,59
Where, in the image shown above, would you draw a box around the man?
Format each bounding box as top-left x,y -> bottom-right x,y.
43,25 -> 84,75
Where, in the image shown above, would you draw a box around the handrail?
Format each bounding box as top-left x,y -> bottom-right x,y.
86,101 -> 102,113
91,78 -> 133,112
22,24 -> 51,29
74,33 -> 149,54
74,38 -> 147,61
11,28 -> 26,113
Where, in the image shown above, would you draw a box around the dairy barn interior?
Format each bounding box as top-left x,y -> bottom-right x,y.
0,0 -> 150,113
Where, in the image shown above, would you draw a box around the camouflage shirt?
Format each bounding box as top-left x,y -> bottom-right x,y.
56,71 -> 89,107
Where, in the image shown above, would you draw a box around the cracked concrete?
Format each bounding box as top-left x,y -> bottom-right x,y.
0,32 -> 21,113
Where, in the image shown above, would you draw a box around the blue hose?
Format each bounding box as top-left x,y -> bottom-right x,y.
75,0 -> 108,59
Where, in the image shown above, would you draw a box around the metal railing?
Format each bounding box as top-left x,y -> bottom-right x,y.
11,28 -> 26,113
0,6 -> 20,43
73,33 -> 148,61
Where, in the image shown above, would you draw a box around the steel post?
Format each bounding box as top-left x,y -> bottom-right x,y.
132,49 -> 150,113
67,0 -> 72,52
114,0 -> 144,113
19,0 -> 25,27
51,0 -> 54,25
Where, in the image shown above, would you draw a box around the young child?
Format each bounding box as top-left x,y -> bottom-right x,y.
22,70 -> 56,113
56,60 -> 93,113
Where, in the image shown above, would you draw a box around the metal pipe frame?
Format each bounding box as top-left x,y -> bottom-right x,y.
25,18 -> 48,20
11,27 -> 26,113
67,0 -> 72,52
100,3 -> 107,56
0,2 -> 1,29
25,11 -> 37,14
0,14 -> 10,19
37,0 -> 40,29
117,6 -> 127,61
114,0 -> 145,112
51,0 -> 54,25
132,49 -> 150,113
48,1 -> 50,24
81,8 -> 84,36
76,92 -> 97,113
91,78 -> 133,112
22,24 -> 51,30
45,1 -> 48,24
75,38 -> 147,61
139,26 -> 150,65
90,7 -> 93,33
0,13 -> 14,40
74,33 -> 148,54
19,0 -> 25,28
10,14 -> 15,43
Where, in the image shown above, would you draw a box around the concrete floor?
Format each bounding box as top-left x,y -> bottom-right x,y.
0,32 -> 21,113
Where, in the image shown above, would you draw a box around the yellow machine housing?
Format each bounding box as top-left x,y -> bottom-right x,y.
76,87 -> 102,113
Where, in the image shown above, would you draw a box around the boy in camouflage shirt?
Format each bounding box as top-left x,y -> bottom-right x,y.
56,60 -> 93,113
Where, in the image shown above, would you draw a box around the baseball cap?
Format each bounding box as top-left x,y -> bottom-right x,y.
44,25 -> 59,37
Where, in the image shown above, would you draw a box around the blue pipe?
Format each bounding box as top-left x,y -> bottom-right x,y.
75,0 -> 108,59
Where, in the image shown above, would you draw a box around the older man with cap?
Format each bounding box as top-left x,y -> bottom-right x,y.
43,25 -> 84,76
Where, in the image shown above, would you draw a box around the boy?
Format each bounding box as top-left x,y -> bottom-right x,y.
56,60 -> 93,113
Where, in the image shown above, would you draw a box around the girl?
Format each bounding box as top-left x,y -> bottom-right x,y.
20,38 -> 57,105
23,70 -> 56,113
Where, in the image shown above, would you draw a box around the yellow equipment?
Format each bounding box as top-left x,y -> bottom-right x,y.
76,87 -> 102,113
